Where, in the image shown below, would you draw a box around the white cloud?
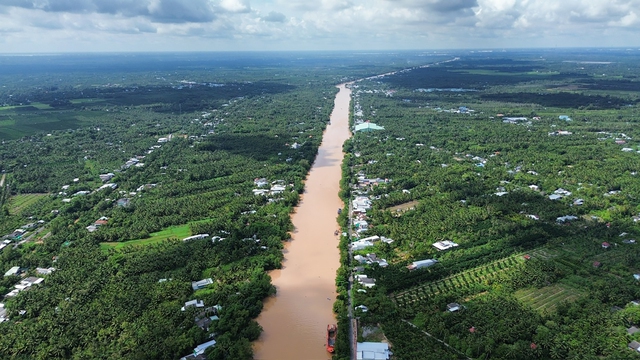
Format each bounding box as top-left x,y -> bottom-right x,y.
0,0 -> 639,52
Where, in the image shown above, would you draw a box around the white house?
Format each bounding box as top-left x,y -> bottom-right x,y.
407,259 -> 438,270
351,239 -> 374,251
183,234 -> 210,242
181,299 -> 205,311
356,342 -> 391,360
192,278 -> 213,291
4,266 -> 21,277
433,240 -> 459,251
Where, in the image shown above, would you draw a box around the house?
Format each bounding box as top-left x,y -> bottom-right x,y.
628,341 -> 640,352
529,185 -> 539,191
523,255 -> 532,260
634,274 -> 640,281
627,326 -> 640,335
183,234 -> 210,242
593,261 -> 601,268
98,183 -> 117,191
351,239 -> 374,251
447,302 -> 461,312
99,173 -> 115,182
356,275 -> 376,288
380,236 -> 394,244
36,267 -> 56,275
0,304 -> 7,323
354,253 -> 389,267
527,215 -> 540,221
116,198 -> 130,207
407,259 -> 438,270
180,339 -> 217,359
4,266 -> 21,277
354,220 -> 369,233
353,196 -> 372,212
254,178 -> 268,187
556,215 -> 578,223
548,194 -> 562,200
195,305 -> 221,331
554,188 -> 572,197
559,115 -> 571,121
21,277 -> 44,286
432,240 -> 459,251
573,199 -> 584,206
354,122 -> 385,132
356,342 -> 391,360
94,218 -> 108,226
355,305 -> 369,312
602,242 -> 611,249
192,278 -> 213,291
270,184 -> 286,194
181,299 -> 205,311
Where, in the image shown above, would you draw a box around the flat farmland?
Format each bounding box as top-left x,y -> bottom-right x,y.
514,284 -> 583,314
9,193 -> 49,215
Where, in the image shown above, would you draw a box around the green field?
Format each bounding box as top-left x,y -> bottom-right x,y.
100,223 -> 192,250
514,284 -> 582,314
0,102 -> 53,111
0,108 -> 106,140
9,193 -> 49,215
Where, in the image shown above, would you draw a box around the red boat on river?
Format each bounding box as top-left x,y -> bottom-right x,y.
326,324 -> 337,353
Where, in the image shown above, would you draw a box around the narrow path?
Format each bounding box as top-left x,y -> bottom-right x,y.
0,173 -> 6,187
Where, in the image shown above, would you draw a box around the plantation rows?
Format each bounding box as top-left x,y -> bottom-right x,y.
393,255 -> 524,306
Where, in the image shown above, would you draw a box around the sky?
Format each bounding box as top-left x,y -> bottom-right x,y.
0,0 -> 639,53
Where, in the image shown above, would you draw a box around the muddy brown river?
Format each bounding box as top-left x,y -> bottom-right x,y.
253,83 -> 352,360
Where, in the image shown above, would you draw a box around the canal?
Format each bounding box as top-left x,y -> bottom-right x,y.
253,83 -> 352,359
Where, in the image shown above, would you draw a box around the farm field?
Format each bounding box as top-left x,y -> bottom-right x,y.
393,254 -> 525,306
100,223 -> 192,250
514,284 -> 583,314
8,193 -> 48,215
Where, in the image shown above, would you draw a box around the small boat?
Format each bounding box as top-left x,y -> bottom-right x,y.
326,324 -> 337,353
334,230 -> 339,236
337,208 -> 342,215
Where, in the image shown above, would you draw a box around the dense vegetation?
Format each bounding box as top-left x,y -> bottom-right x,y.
0,52 -> 438,359
343,50 -> 640,359
3,49 -> 640,360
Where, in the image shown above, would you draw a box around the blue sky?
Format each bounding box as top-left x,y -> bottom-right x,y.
1,0 -> 639,53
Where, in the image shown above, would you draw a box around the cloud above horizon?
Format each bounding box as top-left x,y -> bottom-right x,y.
0,0 -> 639,52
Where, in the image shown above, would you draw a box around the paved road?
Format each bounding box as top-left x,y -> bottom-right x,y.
347,196 -> 356,359
13,226 -> 46,249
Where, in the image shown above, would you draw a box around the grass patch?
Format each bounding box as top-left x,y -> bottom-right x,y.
514,284 -> 582,314
100,223 -> 192,250
9,193 -> 49,215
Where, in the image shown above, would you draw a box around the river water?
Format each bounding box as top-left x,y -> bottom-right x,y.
253,84 -> 352,360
